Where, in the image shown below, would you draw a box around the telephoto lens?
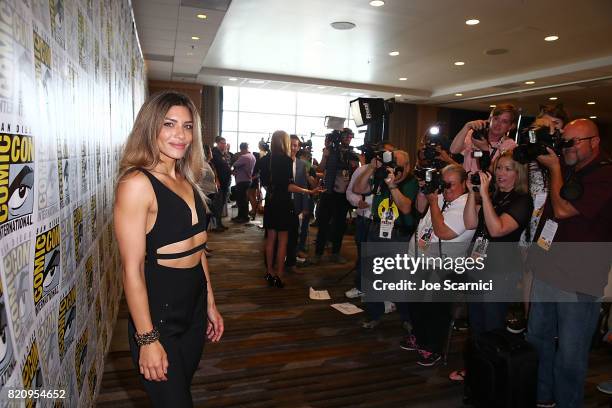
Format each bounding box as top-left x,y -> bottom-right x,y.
471,123 -> 489,141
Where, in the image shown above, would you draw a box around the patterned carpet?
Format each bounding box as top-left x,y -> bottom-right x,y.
96,218 -> 612,407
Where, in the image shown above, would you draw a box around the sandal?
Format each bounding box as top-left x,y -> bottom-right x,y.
449,369 -> 466,382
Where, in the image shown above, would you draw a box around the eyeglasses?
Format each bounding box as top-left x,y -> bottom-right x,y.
561,136 -> 597,148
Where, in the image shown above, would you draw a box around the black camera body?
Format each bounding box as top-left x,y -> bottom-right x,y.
513,126 -> 563,164
415,167 -> 446,194
471,149 -> 492,171
471,123 -> 489,141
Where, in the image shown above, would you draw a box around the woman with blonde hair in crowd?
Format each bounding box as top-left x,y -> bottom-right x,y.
449,150 -> 532,382
264,130 -> 322,288
114,91 -> 224,406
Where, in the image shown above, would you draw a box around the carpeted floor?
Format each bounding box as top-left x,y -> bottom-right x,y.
96,217 -> 612,407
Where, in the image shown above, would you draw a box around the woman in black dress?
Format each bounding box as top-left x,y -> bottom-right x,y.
264,130 -> 321,288
114,91 -> 224,406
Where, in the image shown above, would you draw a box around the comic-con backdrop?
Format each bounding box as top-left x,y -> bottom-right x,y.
0,0 -> 146,406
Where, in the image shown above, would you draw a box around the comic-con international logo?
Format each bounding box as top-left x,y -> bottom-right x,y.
58,286 -> 76,361
75,327 -> 87,394
0,282 -> 17,387
33,223 -> 61,313
0,132 -> 34,239
21,336 -> 44,408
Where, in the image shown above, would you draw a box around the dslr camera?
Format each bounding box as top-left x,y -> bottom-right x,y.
414,167 -> 447,195
512,126 -> 564,164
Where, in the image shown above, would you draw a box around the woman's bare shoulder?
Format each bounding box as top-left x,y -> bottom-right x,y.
116,170 -> 154,205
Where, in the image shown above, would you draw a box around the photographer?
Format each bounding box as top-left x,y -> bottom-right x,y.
211,136 -> 232,232
402,164 -> 475,366
514,103 -> 569,332
353,150 -> 418,328
450,104 -> 518,172
526,119 -> 612,408
296,149 -> 317,258
445,151 -> 532,383
344,149 -> 377,299
463,151 -> 532,334
311,129 -> 360,264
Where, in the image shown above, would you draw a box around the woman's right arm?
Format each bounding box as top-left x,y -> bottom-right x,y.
463,179 -> 480,230
114,173 -> 168,382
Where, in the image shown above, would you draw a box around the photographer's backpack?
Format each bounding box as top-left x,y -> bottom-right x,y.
464,329 -> 538,408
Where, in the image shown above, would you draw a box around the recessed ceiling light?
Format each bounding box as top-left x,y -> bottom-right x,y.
544,35 -> 559,42
587,101 -> 596,105
389,51 -> 399,56
525,81 -> 535,85
228,77 -> 238,81
331,21 -> 356,30
395,94 -> 402,97
454,61 -> 465,66
399,77 -> 407,81
455,93 -> 463,96
369,0 -> 385,6
590,116 -> 597,119
489,104 -> 496,108
248,80 -> 265,84
317,86 -> 326,89
549,97 -> 558,100
465,19 -> 480,25
191,36 -> 200,40
197,14 -> 207,19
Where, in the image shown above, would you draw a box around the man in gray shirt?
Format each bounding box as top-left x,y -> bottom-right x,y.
232,142 -> 256,223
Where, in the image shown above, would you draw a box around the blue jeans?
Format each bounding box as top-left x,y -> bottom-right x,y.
297,213 -> 310,253
354,215 -> 371,291
526,279 -> 601,407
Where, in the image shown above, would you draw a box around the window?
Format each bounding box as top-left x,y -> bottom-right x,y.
221,86 -> 366,160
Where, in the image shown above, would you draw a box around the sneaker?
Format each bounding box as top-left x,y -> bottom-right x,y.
329,253 -> 348,264
361,319 -> 380,329
399,335 -> 420,351
597,381 -> 612,395
506,316 -> 527,334
310,254 -> 321,265
416,350 -> 441,367
345,288 -> 364,299
384,301 -> 396,314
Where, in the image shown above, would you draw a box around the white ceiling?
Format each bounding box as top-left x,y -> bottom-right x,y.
133,0 -> 612,122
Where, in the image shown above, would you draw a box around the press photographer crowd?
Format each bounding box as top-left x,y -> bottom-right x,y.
202,100 -> 611,408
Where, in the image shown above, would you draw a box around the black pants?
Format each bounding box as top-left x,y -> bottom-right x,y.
409,301 -> 451,353
314,192 -> 350,255
128,262 -> 207,407
212,190 -> 228,227
235,181 -> 250,219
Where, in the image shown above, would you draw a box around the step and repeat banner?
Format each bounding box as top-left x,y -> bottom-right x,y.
0,0 -> 145,406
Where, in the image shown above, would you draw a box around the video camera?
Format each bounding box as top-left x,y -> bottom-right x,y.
512,126 -> 564,164
414,167 -> 448,195
418,125 -> 448,170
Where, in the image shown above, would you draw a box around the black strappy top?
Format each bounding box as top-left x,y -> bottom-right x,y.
139,168 -> 208,264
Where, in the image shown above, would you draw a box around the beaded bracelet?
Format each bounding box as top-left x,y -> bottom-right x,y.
134,327 -> 160,346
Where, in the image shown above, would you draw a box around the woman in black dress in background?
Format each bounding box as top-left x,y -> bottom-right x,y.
264,130 -> 321,288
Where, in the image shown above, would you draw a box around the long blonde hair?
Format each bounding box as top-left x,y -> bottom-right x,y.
493,150 -> 528,194
116,91 -> 209,210
270,130 -> 290,156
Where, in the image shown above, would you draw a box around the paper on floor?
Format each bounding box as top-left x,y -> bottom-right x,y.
331,303 -> 364,315
309,287 -> 331,300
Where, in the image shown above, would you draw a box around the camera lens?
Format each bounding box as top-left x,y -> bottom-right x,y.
470,173 -> 481,185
